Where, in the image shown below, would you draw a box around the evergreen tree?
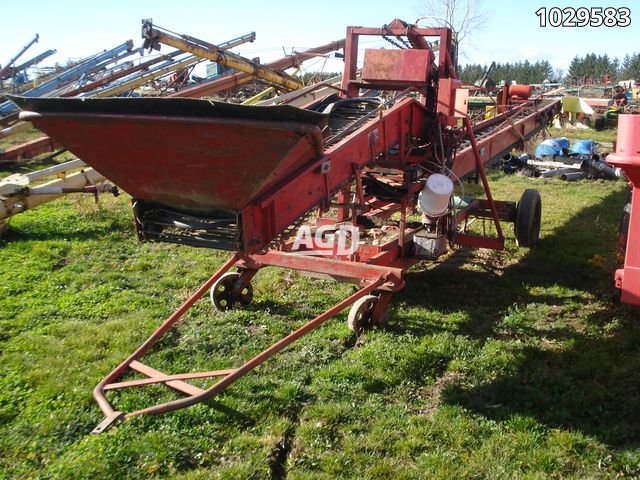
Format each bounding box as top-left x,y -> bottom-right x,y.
567,56 -> 582,82
621,54 -> 631,78
458,51 -> 640,87
621,53 -> 640,80
611,57 -> 621,81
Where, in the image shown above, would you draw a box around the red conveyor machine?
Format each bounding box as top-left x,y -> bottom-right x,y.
13,19 -> 561,432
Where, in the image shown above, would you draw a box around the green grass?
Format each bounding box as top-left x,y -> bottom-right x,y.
0,170 -> 638,479
547,126 -> 618,144
0,125 -> 43,150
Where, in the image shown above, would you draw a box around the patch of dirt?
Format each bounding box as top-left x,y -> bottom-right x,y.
414,370 -> 465,416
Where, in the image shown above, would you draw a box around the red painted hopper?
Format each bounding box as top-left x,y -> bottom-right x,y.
14,96 -> 327,215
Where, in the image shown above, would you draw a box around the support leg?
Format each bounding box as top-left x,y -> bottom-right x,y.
93,252 -> 240,423
92,255 -> 387,431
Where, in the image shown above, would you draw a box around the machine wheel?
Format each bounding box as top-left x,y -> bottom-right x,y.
210,272 -> 253,311
347,295 -> 386,333
515,189 -> 542,247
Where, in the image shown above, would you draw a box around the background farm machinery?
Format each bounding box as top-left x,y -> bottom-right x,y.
0,27 -> 342,233
0,158 -> 115,235
13,18 -> 560,432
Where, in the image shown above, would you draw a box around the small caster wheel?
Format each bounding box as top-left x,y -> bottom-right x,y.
515,188 -> 542,247
347,294 -> 386,333
210,272 -> 253,311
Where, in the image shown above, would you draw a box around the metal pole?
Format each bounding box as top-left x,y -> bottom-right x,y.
170,39 -> 344,98
125,276 -> 386,418
0,34 -> 39,79
90,55 -> 202,98
90,31 -> 256,98
5,49 -> 56,77
59,51 -> 182,97
463,116 -> 504,239
93,252 -> 241,417
142,20 -> 304,91
0,40 -> 134,114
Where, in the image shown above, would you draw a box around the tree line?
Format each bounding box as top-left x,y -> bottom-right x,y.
458,53 -> 640,85
459,61 -> 555,85
567,53 -> 640,82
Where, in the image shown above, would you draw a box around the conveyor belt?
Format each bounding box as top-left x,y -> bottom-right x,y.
456,106 -> 536,151
324,97 -> 384,146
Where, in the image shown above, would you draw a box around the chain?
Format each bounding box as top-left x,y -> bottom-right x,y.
381,24 -> 412,49
381,34 -> 406,49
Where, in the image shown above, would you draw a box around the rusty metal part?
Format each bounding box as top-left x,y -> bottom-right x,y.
256,74 -> 344,107
463,116 -> 504,241
60,51 -> 184,97
1,49 -> 56,80
87,32 -> 255,98
169,39 -> 345,98
91,251 -> 238,421
16,96 -> 326,215
450,100 -> 559,179
0,135 -> 60,161
509,84 -> 533,99
142,20 -> 303,92
3,33 -> 255,157
92,250 -> 388,427
91,55 -> 203,98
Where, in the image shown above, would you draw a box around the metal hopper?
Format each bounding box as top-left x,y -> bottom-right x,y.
13,96 -> 327,214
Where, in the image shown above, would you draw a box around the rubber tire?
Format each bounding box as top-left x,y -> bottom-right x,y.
515,189 -> 542,247
210,272 -> 253,311
347,295 -> 378,334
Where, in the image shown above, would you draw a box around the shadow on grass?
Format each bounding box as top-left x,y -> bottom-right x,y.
394,186 -> 630,336
176,187 -> 637,447
201,399 -> 257,427
2,217 -> 131,243
443,316 -> 640,448
393,187 -> 640,447
0,199 -> 131,245
3,227 -> 124,243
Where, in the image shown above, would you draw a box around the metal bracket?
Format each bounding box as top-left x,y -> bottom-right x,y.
317,159 -> 331,174
92,411 -> 125,434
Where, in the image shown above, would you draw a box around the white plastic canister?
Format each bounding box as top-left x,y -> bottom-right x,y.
418,173 -> 454,217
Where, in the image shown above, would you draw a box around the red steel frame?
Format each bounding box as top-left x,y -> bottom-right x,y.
0,136 -> 60,161
93,253 -> 395,432
92,20 -> 560,432
608,114 -> 640,306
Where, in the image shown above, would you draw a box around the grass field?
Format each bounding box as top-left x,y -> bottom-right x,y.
1,132 -> 639,478
0,126 -> 77,178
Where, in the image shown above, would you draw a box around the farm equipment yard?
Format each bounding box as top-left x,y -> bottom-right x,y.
1,3 -> 640,479
2,162 -> 638,478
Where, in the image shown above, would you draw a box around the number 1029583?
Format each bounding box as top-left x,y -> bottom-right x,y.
535,7 -> 630,27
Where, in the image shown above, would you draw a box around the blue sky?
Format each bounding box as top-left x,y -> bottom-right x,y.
0,0 -> 637,76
